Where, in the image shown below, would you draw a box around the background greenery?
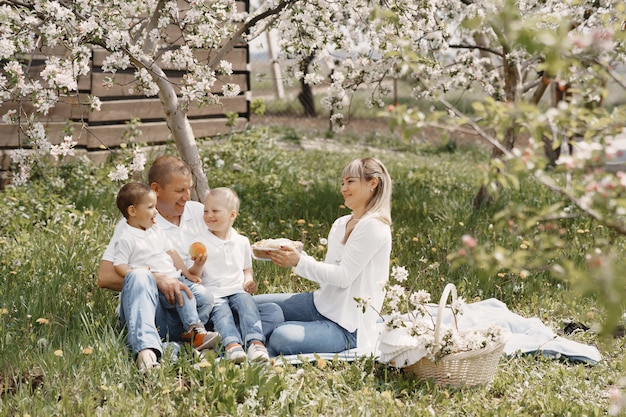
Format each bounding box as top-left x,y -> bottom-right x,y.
0,125 -> 622,416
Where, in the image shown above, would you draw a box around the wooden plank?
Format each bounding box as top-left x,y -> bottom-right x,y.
85,117 -> 248,149
0,100 -> 89,122
87,96 -> 247,123
89,72 -> 248,98
0,122 -> 90,148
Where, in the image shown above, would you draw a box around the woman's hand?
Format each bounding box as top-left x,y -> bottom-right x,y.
268,245 -> 301,268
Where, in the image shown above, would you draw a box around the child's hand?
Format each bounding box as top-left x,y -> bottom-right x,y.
243,280 -> 257,294
182,270 -> 202,284
192,252 -> 207,266
188,273 -> 202,284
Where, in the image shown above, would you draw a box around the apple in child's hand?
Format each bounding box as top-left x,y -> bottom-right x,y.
189,242 -> 207,258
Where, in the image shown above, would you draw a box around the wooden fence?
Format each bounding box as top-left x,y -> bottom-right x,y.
0,1 -> 250,171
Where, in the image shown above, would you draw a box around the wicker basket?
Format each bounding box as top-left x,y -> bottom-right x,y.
404,283 -> 505,387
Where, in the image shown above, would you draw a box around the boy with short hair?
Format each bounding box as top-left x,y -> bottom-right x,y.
189,187 -> 269,363
113,182 -> 219,357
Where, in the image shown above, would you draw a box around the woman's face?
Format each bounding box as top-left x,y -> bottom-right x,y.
341,176 -> 372,211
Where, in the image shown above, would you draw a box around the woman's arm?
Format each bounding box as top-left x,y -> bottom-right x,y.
302,219 -> 390,287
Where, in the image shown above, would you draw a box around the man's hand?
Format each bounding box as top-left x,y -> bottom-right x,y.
154,272 -> 193,306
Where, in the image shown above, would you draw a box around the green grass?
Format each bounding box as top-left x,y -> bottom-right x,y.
0,125 -> 623,416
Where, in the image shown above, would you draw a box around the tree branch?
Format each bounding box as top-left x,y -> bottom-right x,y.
208,0 -> 298,68
438,96 -> 512,157
533,172 -> 626,235
448,43 -> 504,58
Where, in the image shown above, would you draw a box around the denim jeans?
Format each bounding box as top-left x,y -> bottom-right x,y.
118,269 -> 214,357
236,302 -> 284,341
158,277 -> 213,331
119,268 -> 170,357
210,292 -> 265,348
253,292 -> 357,356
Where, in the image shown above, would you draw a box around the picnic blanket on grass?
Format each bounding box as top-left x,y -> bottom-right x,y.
279,298 -> 602,365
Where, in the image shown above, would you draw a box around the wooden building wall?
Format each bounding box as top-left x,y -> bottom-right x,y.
0,1 -> 250,171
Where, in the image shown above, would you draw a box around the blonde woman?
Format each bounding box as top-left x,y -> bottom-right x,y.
255,157 -> 392,356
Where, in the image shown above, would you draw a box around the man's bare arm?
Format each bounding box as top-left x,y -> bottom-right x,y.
97,260 -> 124,292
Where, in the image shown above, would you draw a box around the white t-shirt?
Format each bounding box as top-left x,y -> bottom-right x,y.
294,215 -> 391,354
192,227 -> 252,298
113,223 -> 178,278
103,200 -> 206,266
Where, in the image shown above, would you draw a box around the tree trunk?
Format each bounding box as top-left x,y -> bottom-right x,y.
151,64 -> 210,200
132,1 -> 209,201
298,54 -> 317,117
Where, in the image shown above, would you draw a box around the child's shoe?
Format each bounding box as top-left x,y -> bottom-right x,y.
182,326 -> 220,351
225,343 -> 246,363
247,341 -> 270,363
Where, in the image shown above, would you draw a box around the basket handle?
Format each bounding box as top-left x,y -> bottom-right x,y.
433,283 -> 458,346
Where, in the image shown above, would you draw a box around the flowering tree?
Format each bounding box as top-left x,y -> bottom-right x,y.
4,3 -> 626,266
5,0 -> 623,191
1,0 -> 295,196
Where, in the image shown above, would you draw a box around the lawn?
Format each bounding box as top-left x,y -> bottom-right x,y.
0,123 -> 623,416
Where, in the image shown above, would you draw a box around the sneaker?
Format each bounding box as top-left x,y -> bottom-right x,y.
182,327 -> 220,351
247,342 -> 270,363
225,344 -> 246,363
136,349 -> 160,373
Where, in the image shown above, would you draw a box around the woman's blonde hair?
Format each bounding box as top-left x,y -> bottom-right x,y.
341,157 -> 392,225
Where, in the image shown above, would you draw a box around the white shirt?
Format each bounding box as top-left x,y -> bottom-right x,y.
112,223 -> 178,278
103,200 -> 205,266
294,214 -> 391,354
193,227 -> 252,298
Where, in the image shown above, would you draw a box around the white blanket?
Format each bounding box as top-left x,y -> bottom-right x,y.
279,298 -> 602,365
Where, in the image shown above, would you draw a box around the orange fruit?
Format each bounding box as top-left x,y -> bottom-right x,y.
189,242 -> 207,258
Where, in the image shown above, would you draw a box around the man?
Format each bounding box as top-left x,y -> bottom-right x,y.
98,156 -> 282,371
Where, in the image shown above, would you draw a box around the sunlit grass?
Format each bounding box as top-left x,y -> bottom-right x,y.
0,125 -> 622,415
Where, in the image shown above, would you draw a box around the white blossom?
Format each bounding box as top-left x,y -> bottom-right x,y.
391,265 -> 409,282
108,164 -> 129,182
218,60 -> 233,75
129,150 -> 147,172
221,83 -> 241,97
49,136 -> 78,160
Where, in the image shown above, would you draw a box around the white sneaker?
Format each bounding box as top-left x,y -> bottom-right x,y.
136,349 -> 160,373
247,342 -> 270,363
225,344 -> 246,363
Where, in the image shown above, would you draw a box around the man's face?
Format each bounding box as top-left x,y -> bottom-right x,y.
153,173 -> 193,219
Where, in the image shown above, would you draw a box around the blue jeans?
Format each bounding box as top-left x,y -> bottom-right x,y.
210,292 -> 265,348
253,292 -> 357,356
118,269 -> 214,357
158,277 -> 213,331
236,302 -> 284,341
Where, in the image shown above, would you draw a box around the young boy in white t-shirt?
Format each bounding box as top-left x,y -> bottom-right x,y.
189,187 -> 269,363
113,182 -> 219,351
